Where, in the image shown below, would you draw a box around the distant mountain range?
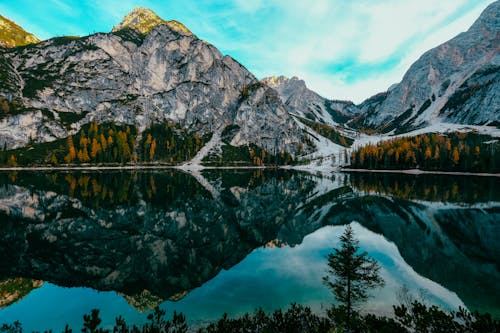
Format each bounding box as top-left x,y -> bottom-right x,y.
0,2 -> 498,166
264,0 -> 499,133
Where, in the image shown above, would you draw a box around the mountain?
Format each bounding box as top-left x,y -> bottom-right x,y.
351,1 -> 499,133
0,9 -> 308,160
112,7 -> 192,35
0,15 -> 39,48
261,76 -> 359,125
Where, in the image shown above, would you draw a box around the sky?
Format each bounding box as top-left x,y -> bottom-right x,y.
0,0 -> 495,103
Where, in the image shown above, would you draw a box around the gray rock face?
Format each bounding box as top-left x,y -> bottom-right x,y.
0,16 -> 307,154
233,83 -> 306,153
262,76 -> 359,125
352,1 -> 500,132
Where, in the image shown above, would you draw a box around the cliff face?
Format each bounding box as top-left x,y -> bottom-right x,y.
262,76 -> 359,125
352,1 -> 500,132
0,9 -> 308,156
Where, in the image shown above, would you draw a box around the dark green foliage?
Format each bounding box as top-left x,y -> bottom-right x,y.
441,66 -> 498,116
0,321 -> 22,333
0,120 -> 299,167
140,123 -> 210,163
82,309 -> 104,333
350,131 -> 500,172
1,301 -> 499,333
203,143 -> 296,166
383,99 -> 432,135
323,225 -> 385,329
199,304 -> 331,333
296,116 -> 354,147
22,64 -> 59,98
239,82 -> 265,100
112,29 -> 145,46
0,137 -> 67,166
58,112 -> 87,129
348,92 -> 388,131
220,124 -> 240,143
0,170 -> 214,211
379,107 -> 415,134
349,172 -> 500,203
325,101 -> 352,124
394,302 -> 500,333
0,122 -> 137,166
48,36 -> 80,47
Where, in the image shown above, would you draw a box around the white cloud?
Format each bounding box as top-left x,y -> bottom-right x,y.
2,0 -> 494,104
203,0 -> 495,103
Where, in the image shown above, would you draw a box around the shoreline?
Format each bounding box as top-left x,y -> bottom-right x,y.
0,165 -> 498,177
0,165 -> 269,172
340,168 -> 500,177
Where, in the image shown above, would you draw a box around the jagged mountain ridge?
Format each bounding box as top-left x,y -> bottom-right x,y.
0,9 -> 307,156
350,1 -> 500,132
261,76 -> 360,126
263,2 -> 499,134
0,2 -> 498,161
0,15 -> 39,48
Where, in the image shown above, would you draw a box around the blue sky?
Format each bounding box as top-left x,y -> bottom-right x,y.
0,0 -> 495,103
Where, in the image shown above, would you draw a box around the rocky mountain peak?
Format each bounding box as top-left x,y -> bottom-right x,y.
262,76 -> 303,89
0,14 -> 39,47
262,75 -> 358,125
472,0 -> 499,30
351,0 -> 500,132
112,7 -> 192,35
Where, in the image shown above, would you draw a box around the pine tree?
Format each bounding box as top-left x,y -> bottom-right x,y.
323,225 -> 385,330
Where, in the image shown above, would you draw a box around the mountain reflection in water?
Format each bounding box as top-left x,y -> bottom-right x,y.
0,170 -> 498,331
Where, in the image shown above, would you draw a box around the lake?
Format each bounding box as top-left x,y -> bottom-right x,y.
0,169 -> 498,331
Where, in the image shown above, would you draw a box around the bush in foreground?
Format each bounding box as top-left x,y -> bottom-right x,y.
1,301 -> 499,333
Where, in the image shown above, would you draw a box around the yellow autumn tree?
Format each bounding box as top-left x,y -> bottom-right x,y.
452,148 -> 460,165
67,135 -> 76,161
82,146 -> 90,162
90,138 -> 101,159
149,138 -> 157,160
100,134 -> 107,151
424,147 -> 432,160
2,100 -> 9,113
433,145 -> 440,160
7,154 -> 17,167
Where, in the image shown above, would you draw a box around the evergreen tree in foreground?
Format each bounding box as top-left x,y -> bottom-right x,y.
323,224 -> 385,331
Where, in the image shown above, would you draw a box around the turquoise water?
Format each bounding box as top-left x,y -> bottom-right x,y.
0,170 -> 498,331
0,225 -> 465,332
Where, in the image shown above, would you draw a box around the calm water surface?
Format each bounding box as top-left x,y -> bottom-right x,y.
0,170 -> 498,331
